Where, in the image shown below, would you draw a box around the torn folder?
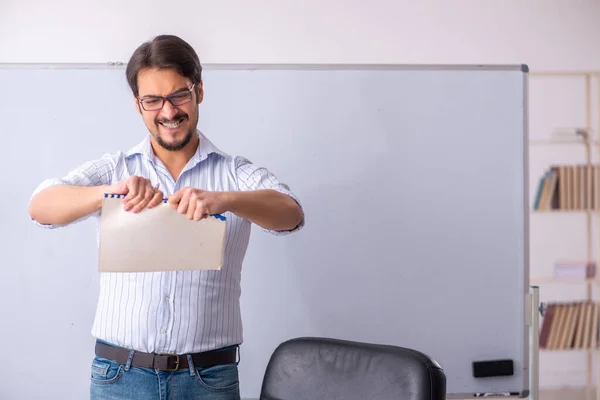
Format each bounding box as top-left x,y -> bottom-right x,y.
97,194 -> 227,272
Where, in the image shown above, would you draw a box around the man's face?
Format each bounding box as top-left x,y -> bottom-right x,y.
135,67 -> 203,151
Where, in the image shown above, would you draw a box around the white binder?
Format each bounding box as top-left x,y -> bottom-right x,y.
98,194 -> 227,272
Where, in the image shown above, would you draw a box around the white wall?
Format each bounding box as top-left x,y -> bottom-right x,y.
2,0 -> 600,391
1,0 -> 599,69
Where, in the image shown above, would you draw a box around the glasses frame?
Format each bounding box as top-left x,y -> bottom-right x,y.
137,83 -> 197,111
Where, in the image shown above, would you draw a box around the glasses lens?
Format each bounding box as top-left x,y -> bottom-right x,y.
169,92 -> 192,106
141,98 -> 163,111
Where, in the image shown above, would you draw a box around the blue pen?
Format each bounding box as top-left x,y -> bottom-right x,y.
104,193 -> 226,221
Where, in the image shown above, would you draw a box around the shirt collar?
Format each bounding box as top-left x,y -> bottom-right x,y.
125,129 -> 227,165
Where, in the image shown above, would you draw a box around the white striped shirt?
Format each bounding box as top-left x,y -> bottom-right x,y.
30,130 -> 303,354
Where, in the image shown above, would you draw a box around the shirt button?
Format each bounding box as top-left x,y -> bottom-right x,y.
165,296 -> 169,302
161,329 -> 166,334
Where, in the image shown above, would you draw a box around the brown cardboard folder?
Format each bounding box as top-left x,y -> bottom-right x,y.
98,194 -> 227,272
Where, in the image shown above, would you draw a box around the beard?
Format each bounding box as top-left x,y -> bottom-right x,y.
155,128 -> 193,151
152,111 -> 197,151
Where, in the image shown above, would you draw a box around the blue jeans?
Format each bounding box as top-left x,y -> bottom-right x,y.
90,341 -> 241,400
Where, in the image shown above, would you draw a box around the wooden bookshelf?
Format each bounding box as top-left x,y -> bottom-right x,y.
531,277 -> 598,285
530,71 -> 600,397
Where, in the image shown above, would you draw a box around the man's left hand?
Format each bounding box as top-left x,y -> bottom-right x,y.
167,187 -> 231,221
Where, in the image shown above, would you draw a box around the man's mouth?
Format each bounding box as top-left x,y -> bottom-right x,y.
159,117 -> 185,129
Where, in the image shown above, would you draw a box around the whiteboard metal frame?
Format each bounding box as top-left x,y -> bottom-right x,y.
0,62 -> 529,72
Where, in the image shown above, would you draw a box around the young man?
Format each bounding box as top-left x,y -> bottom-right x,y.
28,35 -> 304,400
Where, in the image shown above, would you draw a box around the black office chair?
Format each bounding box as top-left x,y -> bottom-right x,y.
260,336 -> 446,400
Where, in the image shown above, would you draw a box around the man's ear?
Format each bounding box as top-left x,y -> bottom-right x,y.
196,82 -> 204,104
134,96 -> 142,115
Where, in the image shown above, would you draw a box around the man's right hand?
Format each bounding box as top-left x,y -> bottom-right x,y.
107,176 -> 164,213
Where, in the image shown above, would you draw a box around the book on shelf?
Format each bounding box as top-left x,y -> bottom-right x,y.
533,164 -> 600,211
554,260 -> 597,279
539,301 -> 599,350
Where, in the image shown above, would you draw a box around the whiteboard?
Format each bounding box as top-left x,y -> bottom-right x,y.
0,63 -> 530,399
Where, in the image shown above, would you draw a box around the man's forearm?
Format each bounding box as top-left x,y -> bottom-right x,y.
28,185 -> 108,225
226,189 -> 303,231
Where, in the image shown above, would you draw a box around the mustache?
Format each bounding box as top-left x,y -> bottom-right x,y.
156,113 -> 188,124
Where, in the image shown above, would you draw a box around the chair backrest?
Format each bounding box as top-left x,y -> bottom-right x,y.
260,337 -> 446,400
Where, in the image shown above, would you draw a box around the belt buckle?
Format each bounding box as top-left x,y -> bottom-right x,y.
159,353 -> 180,371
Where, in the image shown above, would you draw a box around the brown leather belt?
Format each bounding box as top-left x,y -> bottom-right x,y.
95,341 -> 238,371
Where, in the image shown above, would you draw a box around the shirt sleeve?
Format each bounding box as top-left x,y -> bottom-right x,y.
29,153 -> 119,229
234,156 -> 305,235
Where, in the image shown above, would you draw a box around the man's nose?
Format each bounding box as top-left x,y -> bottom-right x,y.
160,100 -> 179,119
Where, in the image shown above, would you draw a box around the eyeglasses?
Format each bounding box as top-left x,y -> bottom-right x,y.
137,83 -> 196,111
